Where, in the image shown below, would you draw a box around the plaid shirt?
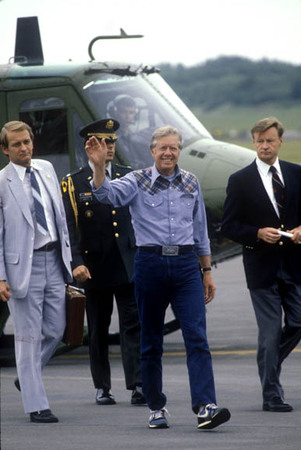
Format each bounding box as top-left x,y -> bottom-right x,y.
92,164 -> 210,255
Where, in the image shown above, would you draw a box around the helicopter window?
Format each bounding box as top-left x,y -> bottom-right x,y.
19,106 -> 69,180
19,108 -> 68,155
20,97 -> 65,110
83,73 -> 211,169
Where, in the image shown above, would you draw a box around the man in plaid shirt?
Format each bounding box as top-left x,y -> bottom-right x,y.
87,125 -> 231,431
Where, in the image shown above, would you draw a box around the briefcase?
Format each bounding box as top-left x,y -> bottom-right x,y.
63,285 -> 86,346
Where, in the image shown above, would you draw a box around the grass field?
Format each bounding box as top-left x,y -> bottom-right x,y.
193,103 -> 301,133
192,104 -> 301,164
224,139 -> 301,164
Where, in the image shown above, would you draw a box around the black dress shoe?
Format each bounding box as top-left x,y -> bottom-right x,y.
263,397 -> 293,412
30,409 -> 59,423
14,378 -> 21,392
95,389 -> 116,405
131,387 -> 147,405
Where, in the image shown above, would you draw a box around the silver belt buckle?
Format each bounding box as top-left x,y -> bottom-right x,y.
162,245 -> 179,256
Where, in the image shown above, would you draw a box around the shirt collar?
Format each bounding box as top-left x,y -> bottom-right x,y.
11,162 -> 28,181
150,163 -> 181,186
89,160 -> 112,177
11,160 -> 44,181
256,157 -> 281,177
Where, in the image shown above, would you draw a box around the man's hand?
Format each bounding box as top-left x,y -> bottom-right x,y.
85,137 -> 108,189
288,226 -> 301,245
198,255 -> 215,303
257,227 -> 281,244
85,137 -> 107,168
203,272 -> 216,304
0,281 -> 11,302
73,265 -> 91,283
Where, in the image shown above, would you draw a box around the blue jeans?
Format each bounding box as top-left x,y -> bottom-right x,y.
133,249 -> 216,413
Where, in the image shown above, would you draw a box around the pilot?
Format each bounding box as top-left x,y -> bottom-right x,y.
61,118 -> 145,407
107,95 -> 148,169
107,94 -> 138,137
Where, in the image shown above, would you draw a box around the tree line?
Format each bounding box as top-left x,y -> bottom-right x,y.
159,56 -> 301,111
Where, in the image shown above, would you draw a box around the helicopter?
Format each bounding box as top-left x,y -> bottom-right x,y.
0,16 -> 255,364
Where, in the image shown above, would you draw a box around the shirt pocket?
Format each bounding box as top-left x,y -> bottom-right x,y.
180,194 -> 194,220
143,195 -> 163,209
142,195 -> 164,223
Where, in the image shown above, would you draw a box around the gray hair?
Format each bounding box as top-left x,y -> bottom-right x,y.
150,126 -> 183,150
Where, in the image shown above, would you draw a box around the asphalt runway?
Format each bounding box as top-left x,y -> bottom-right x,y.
1,255 -> 301,450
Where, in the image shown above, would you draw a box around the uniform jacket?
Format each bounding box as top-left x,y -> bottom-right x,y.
62,164 -> 136,287
221,159 -> 301,289
0,159 -> 73,298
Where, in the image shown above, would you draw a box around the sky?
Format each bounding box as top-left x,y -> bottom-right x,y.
0,0 -> 301,67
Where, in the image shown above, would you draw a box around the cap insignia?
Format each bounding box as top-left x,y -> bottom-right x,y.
106,120 -> 114,130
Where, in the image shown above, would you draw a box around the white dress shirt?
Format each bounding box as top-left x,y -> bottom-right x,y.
256,157 -> 284,218
13,162 -> 58,248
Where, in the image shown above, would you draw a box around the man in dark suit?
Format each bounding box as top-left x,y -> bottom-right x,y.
61,119 -> 145,406
0,121 -> 73,423
221,117 -> 301,412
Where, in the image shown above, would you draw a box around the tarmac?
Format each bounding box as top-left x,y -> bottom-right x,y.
1,255 -> 301,450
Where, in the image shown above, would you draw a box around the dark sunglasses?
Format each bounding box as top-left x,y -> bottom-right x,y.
104,138 -> 117,144
85,137 -> 117,144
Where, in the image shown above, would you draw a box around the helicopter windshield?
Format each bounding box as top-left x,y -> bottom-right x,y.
83,72 -> 212,169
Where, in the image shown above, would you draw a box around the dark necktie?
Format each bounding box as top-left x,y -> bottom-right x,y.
26,167 -> 49,235
269,165 -> 285,217
105,169 -> 110,179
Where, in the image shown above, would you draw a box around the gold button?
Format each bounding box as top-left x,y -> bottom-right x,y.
279,241 -> 283,246
85,250 -> 89,254
113,222 -> 118,227
112,210 -> 116,215
115,233 -> 119,238
281,224 -> 284,229
85,202 -> 89,206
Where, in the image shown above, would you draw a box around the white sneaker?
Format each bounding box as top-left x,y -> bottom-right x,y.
197,403 -> 230,429
149,408 -> 169,428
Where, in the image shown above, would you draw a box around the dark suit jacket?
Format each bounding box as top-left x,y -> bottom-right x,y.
62,163 -> 136,288
221,159 -> 301,289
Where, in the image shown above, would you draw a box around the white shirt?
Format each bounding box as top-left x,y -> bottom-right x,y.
12,162 -> 58,248
256,157 -> 284,218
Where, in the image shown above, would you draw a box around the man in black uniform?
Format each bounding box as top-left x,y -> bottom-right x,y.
61,119 -> 145,406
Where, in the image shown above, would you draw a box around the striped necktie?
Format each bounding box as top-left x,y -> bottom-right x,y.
26,167 -> 49,235
269,165 -> 285,217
